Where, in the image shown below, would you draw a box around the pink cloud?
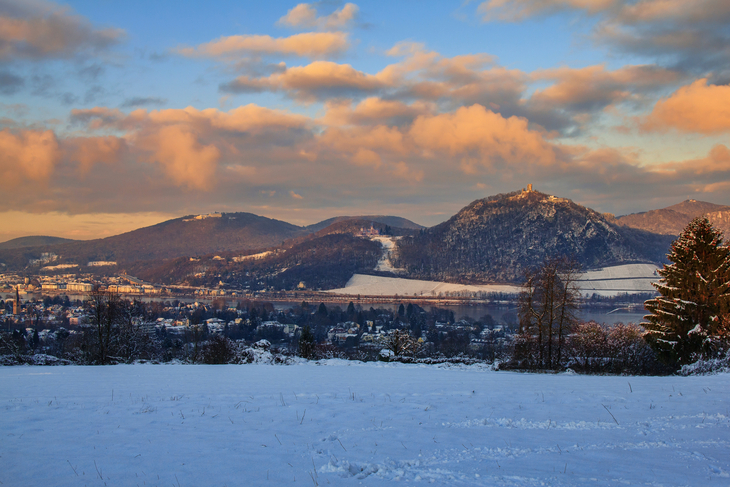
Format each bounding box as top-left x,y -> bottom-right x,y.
641,79 -> 730,134
0,129 -> 59,186
278,3 -> 359,31
176,32 -> 349,59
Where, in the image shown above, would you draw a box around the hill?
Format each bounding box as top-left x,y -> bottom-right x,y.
617,199 -> 730,235
0,236 -> 76,250
128,216 -> 418,290
0,213 -> 425,273
0,212 -> 305,271
132,233 -> 383,291
392,189 -> 674,283
305,215 -> 423,233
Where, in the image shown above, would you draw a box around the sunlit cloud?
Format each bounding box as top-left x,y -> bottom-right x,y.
641,79 -> 730,134
278,3 -> 359,31
0,128 -> 59,186
175,32 -> 350,60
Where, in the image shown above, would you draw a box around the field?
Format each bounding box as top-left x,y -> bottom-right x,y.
328,263 -> 659,298
1,362 -> 728,486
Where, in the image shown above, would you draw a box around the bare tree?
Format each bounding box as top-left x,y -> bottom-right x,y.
516,256 -> 581,369
86,286 -> 124,365
385,329 -> 419,357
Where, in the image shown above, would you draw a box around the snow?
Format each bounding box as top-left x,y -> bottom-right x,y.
581,264 -> 659,280
40,264 -> 79,271
327,274 -> 522,297
329,264 -> 661,297
1,363 -> 728,486
371,236 -> 405,273
578,264 -> 660,296
232,251 -> 273,262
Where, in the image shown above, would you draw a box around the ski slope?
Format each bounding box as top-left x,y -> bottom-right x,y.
1,363 -> 728,486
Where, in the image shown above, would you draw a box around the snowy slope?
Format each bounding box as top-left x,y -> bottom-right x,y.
1,363 -> 728,486
329,264 -> 660,297
578,263 -> 660,296
371,236 -> 405,273
327,274 -> 522,296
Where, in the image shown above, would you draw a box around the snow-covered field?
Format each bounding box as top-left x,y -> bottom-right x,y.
327,274 -> 522,297
1,363 -> 728,486
329,264 -> 661,297
578,264 -> 660,296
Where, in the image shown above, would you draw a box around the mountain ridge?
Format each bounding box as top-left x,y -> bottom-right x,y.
0,236 -> 77,250
617,199 -> 730,236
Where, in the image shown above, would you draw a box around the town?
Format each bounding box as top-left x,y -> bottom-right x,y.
1,270 -> 514,365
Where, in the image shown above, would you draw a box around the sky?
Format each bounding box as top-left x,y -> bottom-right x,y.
1,0 -> 730,241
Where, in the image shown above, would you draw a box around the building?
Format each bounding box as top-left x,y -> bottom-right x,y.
13,286 -> 20,315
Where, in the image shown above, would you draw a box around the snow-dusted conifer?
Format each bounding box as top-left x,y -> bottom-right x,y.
643,217 -> 730,366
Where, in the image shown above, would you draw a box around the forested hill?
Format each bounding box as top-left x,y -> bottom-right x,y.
0,236 -> 76,250
304,215 -> 423,233
617,199 -> 730,236
392,190 -> 674,283
0,213 -> 305,269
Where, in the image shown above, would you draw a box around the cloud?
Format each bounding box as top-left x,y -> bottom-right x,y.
531,64 -> 679,111
524,64 -> 682,132
477,0 -> 619,22
176,32 -> 349,60
0,128 -> 59,187
120,97 -> 167,108
0,70 -> 23,94
647,145 -> 730,188
478,0 -> 730,77
2,98 -> 730,224
221,61 -> 386,100
641,79 -> 730,134
614,0 -> 730,25
70,106 -> 125,130
278,3 -> 359,31
0,0 -> 124,61
218,42 -> 639,135
390,161 -> 424,182
143,125 -> 221,191
220,45 -> 530,117
68,104 -> 312,191
64,135 -> 126,173
321,97 -> 435,127
409,105 -> 559,169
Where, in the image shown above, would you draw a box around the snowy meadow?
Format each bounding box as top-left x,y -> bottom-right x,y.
1,362 -> 728,486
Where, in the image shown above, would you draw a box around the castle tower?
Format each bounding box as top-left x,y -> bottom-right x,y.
527,183 -> 533,192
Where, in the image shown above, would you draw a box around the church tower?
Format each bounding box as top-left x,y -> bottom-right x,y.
13,286 -> 20,315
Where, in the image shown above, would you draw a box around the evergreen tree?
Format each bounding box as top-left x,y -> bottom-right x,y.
643,217 -> 730,366
346,301 -> 356,319
298,325 -> 316,359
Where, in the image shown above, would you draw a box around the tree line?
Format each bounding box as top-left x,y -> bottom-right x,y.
513,216 -> 729,373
